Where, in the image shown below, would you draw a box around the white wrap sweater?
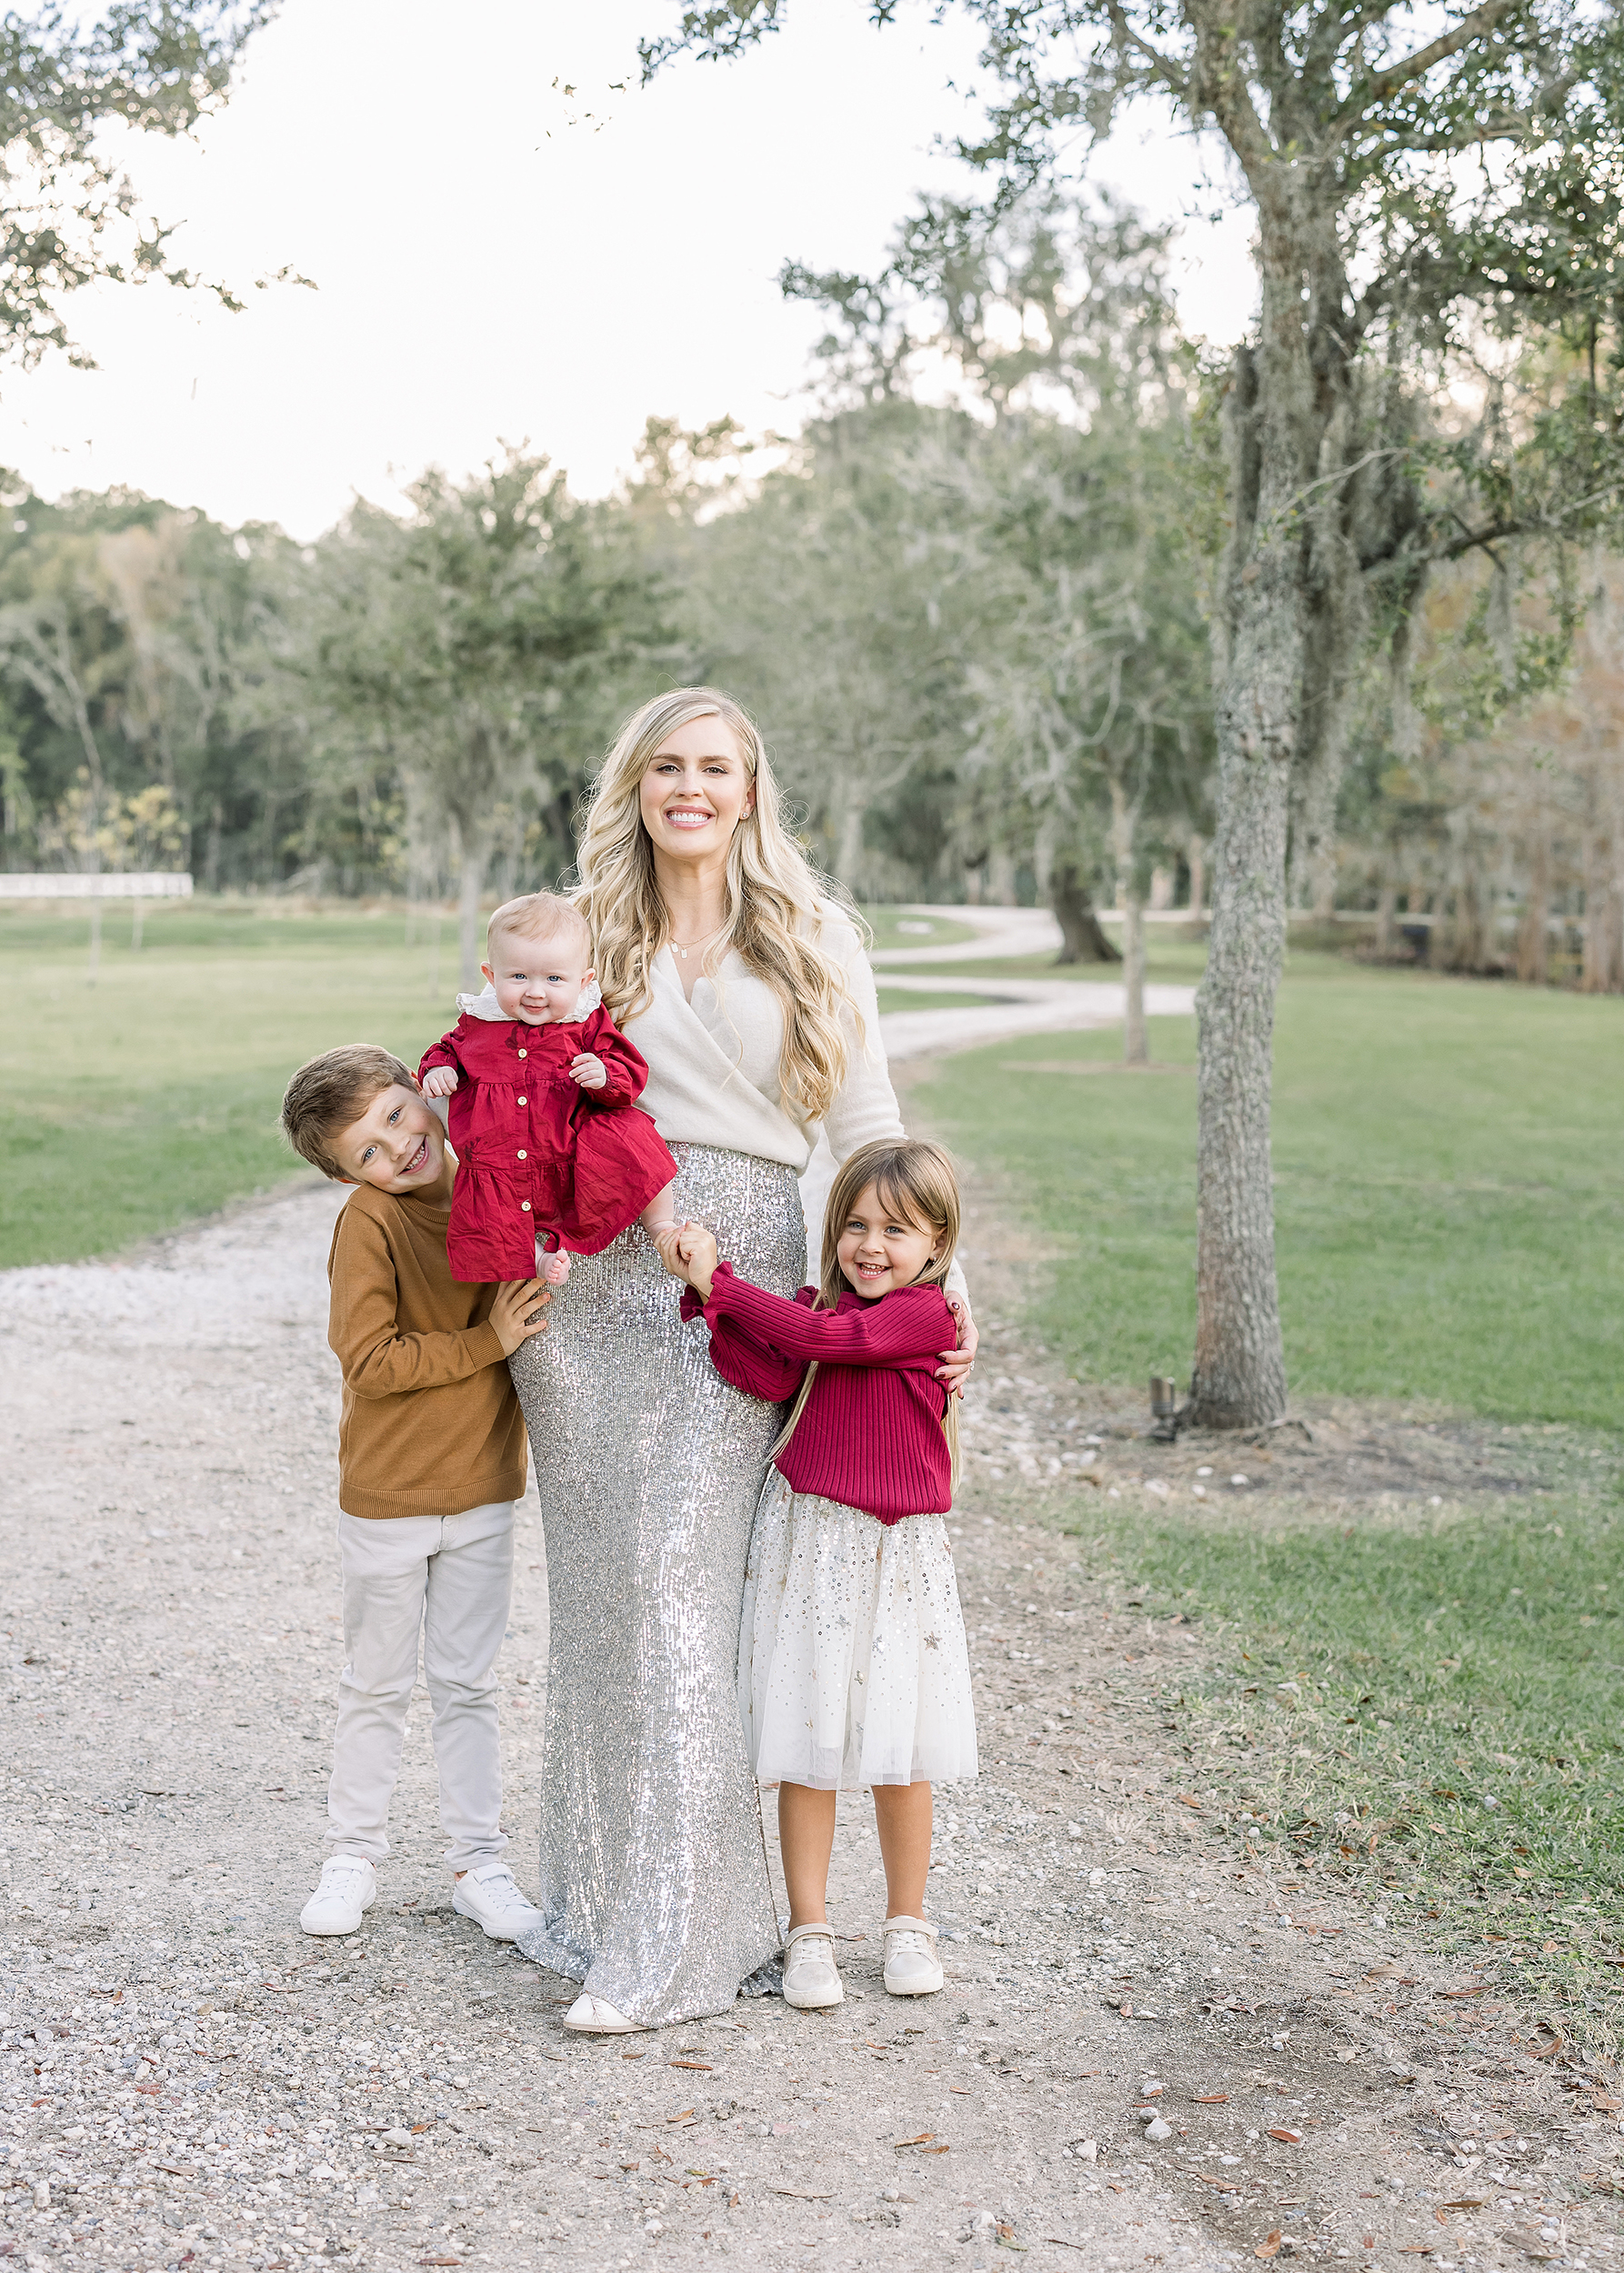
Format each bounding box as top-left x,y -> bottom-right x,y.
623,916 -> 968,1299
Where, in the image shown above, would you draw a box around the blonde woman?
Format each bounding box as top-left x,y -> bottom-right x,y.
508,687 -> 977,2032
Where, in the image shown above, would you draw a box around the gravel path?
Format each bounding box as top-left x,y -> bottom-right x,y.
870,908 -> 1068,966
875,976 -> 1196,1065
870,904 -> 1195,1061
3,1180 -> 1618,2273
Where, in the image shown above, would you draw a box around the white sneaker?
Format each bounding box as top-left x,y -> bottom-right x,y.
563,1993 -> 638,2034
300,1856 -> 376,1937
782,1923 -> 844,2009
882,1915 -> 943,1997
451,1861 -> 545,1941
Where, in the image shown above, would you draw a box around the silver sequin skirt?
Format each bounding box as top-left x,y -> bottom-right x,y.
506,1142 -> 806,2026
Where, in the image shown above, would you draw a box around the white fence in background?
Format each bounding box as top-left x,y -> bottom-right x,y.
0,872 -> 194,900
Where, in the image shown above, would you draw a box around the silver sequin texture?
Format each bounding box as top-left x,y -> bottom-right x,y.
507,1142 -> 805,2026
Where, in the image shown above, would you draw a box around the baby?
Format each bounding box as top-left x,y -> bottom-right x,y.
419,892 -> 677,1286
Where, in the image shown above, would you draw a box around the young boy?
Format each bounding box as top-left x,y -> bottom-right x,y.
280,1043 -> 549,1939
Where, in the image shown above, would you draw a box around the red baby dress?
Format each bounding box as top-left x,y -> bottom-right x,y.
418,996 -> 677,1283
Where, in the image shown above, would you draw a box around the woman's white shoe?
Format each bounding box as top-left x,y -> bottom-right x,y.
882,1916 -> 943,1997
563,1993 -> 637,2034
782,1923 -> 844,2009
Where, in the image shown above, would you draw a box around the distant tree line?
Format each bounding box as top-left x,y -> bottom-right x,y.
2,187 -> 1619,997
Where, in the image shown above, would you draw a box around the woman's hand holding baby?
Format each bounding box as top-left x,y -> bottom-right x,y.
421,1066 -> 458,1098
489,1277 -> 551,1356
568,1053 -> 607,1088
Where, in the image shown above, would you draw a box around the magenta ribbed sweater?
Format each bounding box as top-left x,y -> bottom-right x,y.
678,1262 -> 954,1521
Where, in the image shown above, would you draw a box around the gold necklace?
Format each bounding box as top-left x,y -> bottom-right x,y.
669,920 -> 728,962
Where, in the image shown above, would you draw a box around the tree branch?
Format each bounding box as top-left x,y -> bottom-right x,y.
1358,97 -> 1575,151
637,1 -> 786,80
1305,0 -> 1408,80
1103,1 -> 1192,103
1341,0 -> 1521,117
1179,3 -> 1278,176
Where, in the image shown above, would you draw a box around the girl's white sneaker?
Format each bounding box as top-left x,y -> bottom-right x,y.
782,1923 -> 844,2009
563,1994 -> 638,2034
882,1916 -> 942,1997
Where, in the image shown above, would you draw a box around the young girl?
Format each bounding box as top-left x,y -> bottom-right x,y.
419,891 -> 677,1286
661,1136 -> 978,2010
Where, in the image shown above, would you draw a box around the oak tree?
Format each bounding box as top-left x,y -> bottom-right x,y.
643,0 -> 1624,1424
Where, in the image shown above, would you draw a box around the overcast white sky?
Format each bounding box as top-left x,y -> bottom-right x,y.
0,0 -> 1257,541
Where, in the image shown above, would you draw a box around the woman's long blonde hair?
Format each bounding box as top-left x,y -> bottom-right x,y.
771,1138 -> 963,1492
573,687 -> 862,1123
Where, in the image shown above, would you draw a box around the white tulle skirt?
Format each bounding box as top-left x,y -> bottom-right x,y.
738,1472 -> 979,1791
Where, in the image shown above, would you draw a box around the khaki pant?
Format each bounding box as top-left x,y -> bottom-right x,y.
325,1500 -> 514,1871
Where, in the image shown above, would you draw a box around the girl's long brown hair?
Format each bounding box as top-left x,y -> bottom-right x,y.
770,1138 -> 963,1491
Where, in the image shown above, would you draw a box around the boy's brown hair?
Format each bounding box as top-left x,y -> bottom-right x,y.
281,1044 -> 416,1180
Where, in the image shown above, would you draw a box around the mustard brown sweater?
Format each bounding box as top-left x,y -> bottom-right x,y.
326,1183 -> 527,1520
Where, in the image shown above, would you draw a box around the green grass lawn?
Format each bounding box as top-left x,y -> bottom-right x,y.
873,986 -> 1002,1015
920,946 -> 1623,2038
916,950 -> 1624,1430
0,898 -> 462,1267
1028,1456 -> 1624,2048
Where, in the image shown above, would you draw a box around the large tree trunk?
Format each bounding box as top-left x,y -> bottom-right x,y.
1122,885 -> 1148,1062
1311,842 -> 1338,921
1051,861 -> 1121,963
835,789 -> 868,894
1580,802 -> 1624,993
457,840 -> 486,993
1516,826 -> 1551,986
1442,816 -> 1494,971
1189,333 -> 1295,1431
1187,835 -> 1207,920
1373,867 -> 1397,958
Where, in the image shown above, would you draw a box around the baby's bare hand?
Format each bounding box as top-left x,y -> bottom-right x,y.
651,1226 -> 689,1279
490,1277 -> 550,1356
676,1222 -> 719,1299
420,1066 -> 458,1098
568,1053 -> 606,1089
